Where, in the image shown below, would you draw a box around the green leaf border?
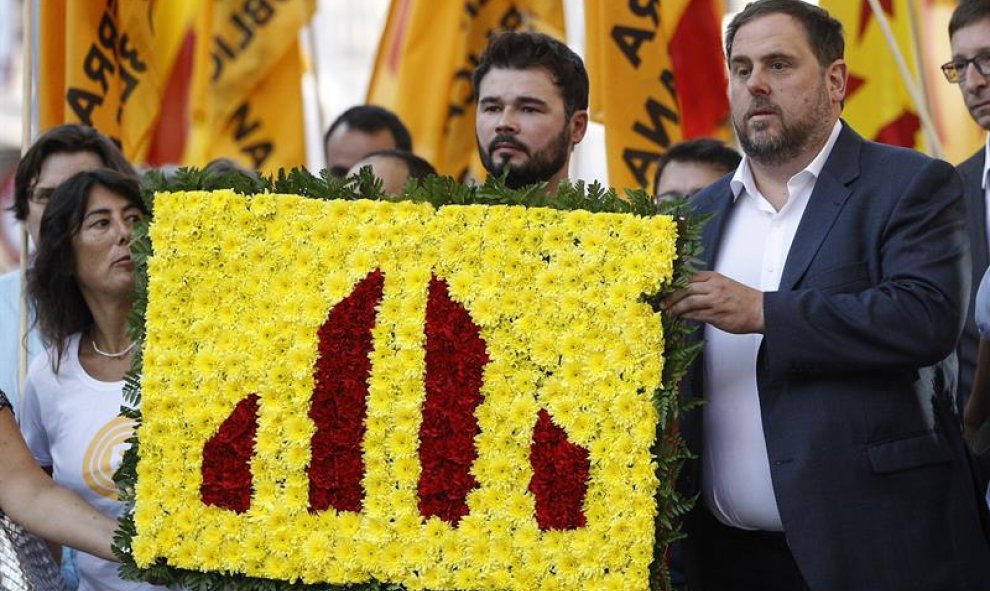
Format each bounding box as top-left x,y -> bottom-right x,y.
113,167 -> 703,591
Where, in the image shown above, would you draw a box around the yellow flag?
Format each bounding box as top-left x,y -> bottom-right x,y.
585,0 -> 684,191
38,0 -> 186,161
821,0 -> 924,148
184,0 -> 314,173
37,0 -> 67,131
584,0 -> 606,123
367,0 -> 565,181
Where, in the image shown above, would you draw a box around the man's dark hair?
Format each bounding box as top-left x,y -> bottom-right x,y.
323,105 -> 412,153
362,149 -> 437,181
472,31 -> 589,118
11,124 -> 136,221
202,157 -> 264,191
653,139 -> 741,196
30,168 -> 147,370
726,0 -> 844,69
949,0 -> 990,38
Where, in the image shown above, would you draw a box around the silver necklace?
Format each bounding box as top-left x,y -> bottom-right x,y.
91,337 -> 138,358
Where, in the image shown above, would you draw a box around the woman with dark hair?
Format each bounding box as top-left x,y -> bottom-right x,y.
0,388 -> 117,588
3,123 -> 137,419
19,169 -> 159,591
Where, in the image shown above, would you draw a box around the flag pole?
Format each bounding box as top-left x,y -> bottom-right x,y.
866,0 -> 943,159
905,0 -> 939,155
304,21 -> 326,151
18,0 -> 36,399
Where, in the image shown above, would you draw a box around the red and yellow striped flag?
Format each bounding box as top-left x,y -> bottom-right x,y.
821,0 -> 924,149
367,0 -> 565,181
586,0 -> 729,191
664,0 -> 730,140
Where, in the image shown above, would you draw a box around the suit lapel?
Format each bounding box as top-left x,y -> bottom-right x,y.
697,179 -> 735,271
963,152 -> 989,273
778,124 -> 861,290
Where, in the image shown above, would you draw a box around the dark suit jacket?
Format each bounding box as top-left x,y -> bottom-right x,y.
680,124 -> 990,591
957,148 -> 988,409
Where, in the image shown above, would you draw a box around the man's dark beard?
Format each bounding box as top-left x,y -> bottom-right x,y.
479,125 -> 571,189
734,91 -> 831,166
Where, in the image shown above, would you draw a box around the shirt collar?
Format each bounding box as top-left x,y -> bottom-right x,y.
730,120 -> 844,201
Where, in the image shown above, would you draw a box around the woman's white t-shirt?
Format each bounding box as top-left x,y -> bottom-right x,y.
20,332 -> 158,591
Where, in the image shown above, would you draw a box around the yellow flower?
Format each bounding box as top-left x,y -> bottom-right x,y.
137,195 -> 677,590
393,455 -> 420,482
504,491 -> 533,524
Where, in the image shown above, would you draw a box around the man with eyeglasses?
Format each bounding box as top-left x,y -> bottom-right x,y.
946,0 -> 990,508
652,139 -> 741,207
2,125 -> 135,412
0,124 -> 137,591
944,1 -> 990,419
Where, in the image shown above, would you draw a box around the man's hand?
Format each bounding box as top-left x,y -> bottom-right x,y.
661,271 -> 765,334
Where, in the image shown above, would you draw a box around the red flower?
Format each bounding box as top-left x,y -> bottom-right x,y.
529,409 -> 591,531
308,269 -> 384,513
201,394 -> 259,513
417,276 -> 489,525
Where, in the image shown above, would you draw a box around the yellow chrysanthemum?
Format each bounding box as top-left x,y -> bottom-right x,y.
137,195 -> 676,590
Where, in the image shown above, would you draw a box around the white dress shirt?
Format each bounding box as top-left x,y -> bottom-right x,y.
702,121 -> 843,531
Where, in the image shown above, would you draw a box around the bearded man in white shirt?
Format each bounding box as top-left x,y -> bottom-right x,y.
663,1 -> 990,590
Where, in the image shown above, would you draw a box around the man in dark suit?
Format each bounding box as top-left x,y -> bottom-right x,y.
663,1 -> 990,590
945,0 -> 990,442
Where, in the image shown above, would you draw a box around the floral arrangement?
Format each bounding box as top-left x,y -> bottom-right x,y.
115,170 -> 701,591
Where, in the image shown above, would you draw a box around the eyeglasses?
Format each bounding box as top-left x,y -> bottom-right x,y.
28,187 -> 55,205
941,52 -> 990,84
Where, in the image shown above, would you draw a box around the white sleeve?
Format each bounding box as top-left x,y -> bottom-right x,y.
18,360 -> 53,468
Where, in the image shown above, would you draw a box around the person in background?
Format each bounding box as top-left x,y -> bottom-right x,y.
1,125 -> 136,414
2,126 -> 134,591
472,31 -> 589,193
324,105 -> 412,178
663,1 -> 990,589
20,169 -> 165,591
200,157 -> 264,192
653,138 -> 741,206
944,0 -> 990,415
347,149 -> 437,195
968,268 -> 990,506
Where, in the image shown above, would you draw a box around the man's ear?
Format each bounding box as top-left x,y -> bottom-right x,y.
569,110 -> 589,146
827,59 -> 847,104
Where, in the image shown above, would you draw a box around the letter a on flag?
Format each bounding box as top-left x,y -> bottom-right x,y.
38,0 -> 194,162
586,0 -> 729,191
184,0 -> 315,174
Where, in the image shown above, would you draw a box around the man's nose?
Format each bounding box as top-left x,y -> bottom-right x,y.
495,109 -> 519,134
964,61 -> 989,91
746,67 -> 771,95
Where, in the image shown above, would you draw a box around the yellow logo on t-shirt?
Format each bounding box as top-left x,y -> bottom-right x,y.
83,416 -> 136,498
